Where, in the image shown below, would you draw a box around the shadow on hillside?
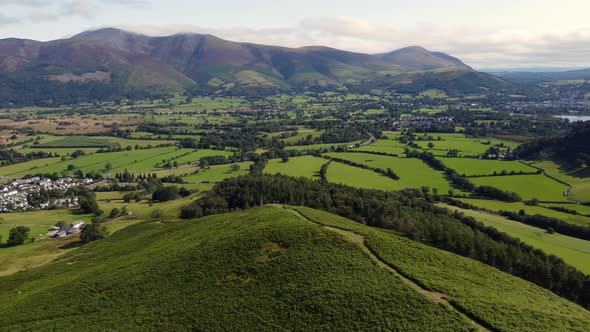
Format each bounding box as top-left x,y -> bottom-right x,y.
553,160 -> 590,179
59,241 -> 83,250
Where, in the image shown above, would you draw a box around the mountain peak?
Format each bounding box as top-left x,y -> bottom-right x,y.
380,46 -> 469,71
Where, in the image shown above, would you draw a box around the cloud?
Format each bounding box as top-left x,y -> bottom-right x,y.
0,13 -> 19,26
2,0 -> 150,23
118,18 -> 590,69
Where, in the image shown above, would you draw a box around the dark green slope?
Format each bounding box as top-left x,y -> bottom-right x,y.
1,205 -> 589,331
0,206 -> 470,331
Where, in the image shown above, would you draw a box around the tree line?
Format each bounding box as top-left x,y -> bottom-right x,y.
179,175 -> 590,309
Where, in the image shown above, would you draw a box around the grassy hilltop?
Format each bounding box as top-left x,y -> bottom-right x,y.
0,205 -> 588,331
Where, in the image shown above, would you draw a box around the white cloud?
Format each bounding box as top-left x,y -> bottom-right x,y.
117,19 -> 590,68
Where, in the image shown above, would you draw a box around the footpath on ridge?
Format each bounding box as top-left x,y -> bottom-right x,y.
282,206 -> 491,332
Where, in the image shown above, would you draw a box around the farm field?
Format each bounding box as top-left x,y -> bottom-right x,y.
326,161 -> 400,191
284,141 -> 362,151
264,156 -> 326,179
457,198 -> 590,227
182,162 -> 252,183
7,147 -> 180,176
529,160 -> 590,202
325,152 -> 456,193
353,139 -> 407,155
543,203 -> 590,216
441,204 -> 590,274
172,149 -> 234,165
439,157 -> 537,176
2,147 -> 231,177
471,174 -> 569,202
0,157 -> 63,177
412,133 -> 519,156
295,207 -> 590,332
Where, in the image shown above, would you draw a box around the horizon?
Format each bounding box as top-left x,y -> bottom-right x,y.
0,0 -> 589,69
2,26 -> 589,73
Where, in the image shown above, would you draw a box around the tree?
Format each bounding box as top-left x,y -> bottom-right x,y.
282,154 -> 290,163
109,208 -> 121,219
80,224 -> 109,244
428,142 -> 435,149
152,186 -> 180,202
230,164 -> 241,172
79,191 -> 100,214
105,163 -> 113,172
7,226 -> 30,246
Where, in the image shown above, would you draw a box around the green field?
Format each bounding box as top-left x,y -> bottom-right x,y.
264,156 -> 327,179
529,160 -> 590,202
326,161 -> 400,191
182,162 -> 252,183
296,207 -> 590,332
1,147 -> 230,177
413,133 -> 520,157
543,203 -> 590,216
441,204 -> 590,274
354,139 -> 407,155
471,174 -> 569,202
325,152 -> 456,193
284,141 -> 362,151
457,198 -> 590,227
418,89 -> 448,98
0,157 -> 63,177
35,136 -> 114,148
439,157 -> 537,176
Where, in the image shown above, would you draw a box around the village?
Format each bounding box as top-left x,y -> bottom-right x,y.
0,176 -> 96,213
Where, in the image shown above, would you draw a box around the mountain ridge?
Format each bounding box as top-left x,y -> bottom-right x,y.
0,28 -> 512,104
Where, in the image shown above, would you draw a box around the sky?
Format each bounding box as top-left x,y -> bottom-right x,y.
0,0 -> 589,69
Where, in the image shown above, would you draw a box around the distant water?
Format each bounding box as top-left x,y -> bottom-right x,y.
554,115 -> 590,122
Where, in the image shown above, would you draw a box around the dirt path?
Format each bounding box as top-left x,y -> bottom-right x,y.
283,207 -> 491,332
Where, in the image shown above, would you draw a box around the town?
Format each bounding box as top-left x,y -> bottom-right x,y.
0,177 -> 95,213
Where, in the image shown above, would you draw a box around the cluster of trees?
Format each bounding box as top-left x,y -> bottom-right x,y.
0,149 -> 57,167
179,175 -> 590,309
514,121 -> 590,166
80,219 -> 110,244
0,226 -> 31,247
152,186 -> 191,202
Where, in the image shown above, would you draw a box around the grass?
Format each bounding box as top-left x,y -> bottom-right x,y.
0,206 -> 474,331
182,162 -> 252,183
2,147 -> 204,176
412,108 -> 446,114
264,156 -> 327,179
412,133 -> 520,157
441,204 -> 590,274
325,152 -> 456,193
284,141 -> 362,151
295,206 -> 590,332
0,157 -> 63,177
35,136 -> 114,148
439,157 -> 537,176
529,160 -> 590,202
418,89 -> 448,98
354,139 -> 407,155
456,198 -> 590,227
326,161 -> 400,191
471,174 -> 569,202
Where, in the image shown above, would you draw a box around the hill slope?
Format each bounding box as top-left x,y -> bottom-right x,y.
0,205 -> 588,331
0,28 -> 511,105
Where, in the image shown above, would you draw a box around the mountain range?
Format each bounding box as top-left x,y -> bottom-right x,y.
0,28 -> 512,104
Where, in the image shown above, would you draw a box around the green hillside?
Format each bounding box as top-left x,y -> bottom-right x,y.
1,205 -> 588,331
